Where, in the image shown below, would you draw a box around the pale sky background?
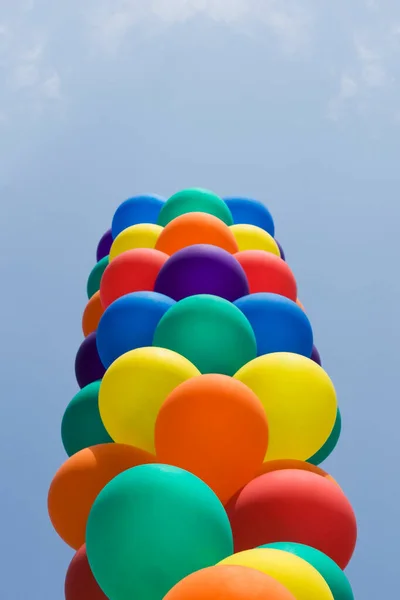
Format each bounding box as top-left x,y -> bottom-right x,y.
1,1 -> 399,598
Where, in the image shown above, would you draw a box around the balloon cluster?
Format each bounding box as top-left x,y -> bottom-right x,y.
48,189 -> 356,600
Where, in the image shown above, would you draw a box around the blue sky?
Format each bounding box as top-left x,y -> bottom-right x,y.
1,1 -> 399,598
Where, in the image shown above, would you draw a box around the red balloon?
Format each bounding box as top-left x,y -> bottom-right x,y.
100,248 -> 169,308
65,545 -> 107,600
234,250 -> 297,299
226,469 -> 357,569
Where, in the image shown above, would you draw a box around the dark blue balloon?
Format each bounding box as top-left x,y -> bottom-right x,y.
112,194 -> 165,239
234,293 -> 313,358
96,291 -> 175,368
223,197 -> 275,236
275,239 -> 285,261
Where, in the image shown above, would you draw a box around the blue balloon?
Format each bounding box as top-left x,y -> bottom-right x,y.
112,194 -> 165,239
96,291 -> 175,368
234,293 -> 313,358
223,197 -> 275,236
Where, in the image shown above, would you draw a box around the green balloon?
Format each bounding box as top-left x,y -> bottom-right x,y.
86,464 -> 233,600
157,188 -> 234,227
308,407 -> 341,465
261,542 -> 354,600
61,381 -> 113,456
87,255 -> 109,299
153,294 -> 257,376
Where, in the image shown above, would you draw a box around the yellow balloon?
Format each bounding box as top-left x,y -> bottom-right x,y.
99,347 -> 200,453
109,223 -> 163,260
230,224 -> 280,255
219,549 -> 334,600
234,353 -> 337,461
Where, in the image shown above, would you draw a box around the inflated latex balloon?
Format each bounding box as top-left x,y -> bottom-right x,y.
257,459 -> 338,487
86,464 -> 233,600
224,197 -> 275,236
311,344 -> 322,365
99,347 -> 200,452
164,565 -> 296,600
308,408 -> 341,466
275,239 -> 285,260
87,256 -> 109,299
262,543 -> 354,600
155,212 -> 239,255
48,444 -> 155,550
75,333 -> 105,388
153,295 -> 256,376
109,224 -> 163,260
111,194 -> 165,238
65,545 -> 107,600
234,250 -> 296,298
100,248 -> 169,308
96,229 -> 112,262
234,353 -> 337,461
296,299 -> 305,311
225,469 -> 357,569
230,224 -> 280,255
219,548 -> 334,600
234,294 -> 313,358
61,382 -> 112,457
155,374 -> 268,504
158,188 -> 233,227
96,291 -> 175,369
154,244 -> 249,302
82,292 -> 104,337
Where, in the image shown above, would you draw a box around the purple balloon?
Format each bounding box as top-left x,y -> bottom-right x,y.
311,344 -> 321,366
154,244 -> 249,302
75,332 -> 106,388
276,239 -> 285,261
96,229 -> 113,262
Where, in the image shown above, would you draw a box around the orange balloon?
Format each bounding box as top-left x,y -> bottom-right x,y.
155,212 -> 239,255
48,444 -> 156,550
258,459 -> 339,487
296,299 -> 305,311
164,564 -> 296,600
82,292 -> 104,337
155,374 -> 268,504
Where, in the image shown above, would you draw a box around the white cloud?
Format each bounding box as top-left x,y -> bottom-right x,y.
328,74 -> 358,121
42,71 -> 61,99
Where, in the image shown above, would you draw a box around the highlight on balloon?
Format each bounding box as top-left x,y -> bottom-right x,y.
48,188 -> 356,600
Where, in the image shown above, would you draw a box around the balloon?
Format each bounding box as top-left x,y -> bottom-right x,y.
230,224 -> 280,255
82,292 -> 104,337
296,299 -> 305,311
75,333 -> 105,388
153,295 -> 257,376
308,408 -> 341,466
48,444 -> 156,550
96,229 -> 113,262
158,188 -> 233,227
234,250 -> 296,298
99,347 -> 200,453
311,344 -> 322,365
65,545 -> 107,600
97,291 -> 175,369
61,382 -> 112,457
164,565 -> 296,600
275,239 -> 285,260
223,197 -> 275,236
154,244 -> 249,302
262,543 -> 354,600
155,212 -> 239,255
234,353 -> 337,461
257,459 -> 338,487
86,464 -> 233,600
109,224 -> 163,260
234,293 -> 313,358
111,194 -> 165,238
225,469 -> 357,569
100,248 -> 169,309
155,374 -> 268,504
87,256 -> 109,299
219,548 -> 334,600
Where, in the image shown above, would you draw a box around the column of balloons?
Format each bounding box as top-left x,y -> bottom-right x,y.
48,188 -> 356,600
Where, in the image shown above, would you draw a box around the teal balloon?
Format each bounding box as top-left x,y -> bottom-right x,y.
308,407 -> 341,465
61,381 -> 113,456
87,256 -> 109,299
157,188 -> 234,227
261,542 -> 354,600
86,464 -> 233,600
153,294 -> 257,376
